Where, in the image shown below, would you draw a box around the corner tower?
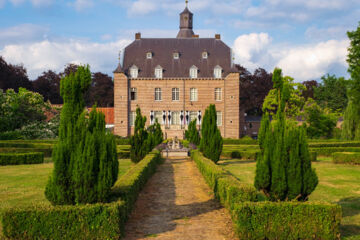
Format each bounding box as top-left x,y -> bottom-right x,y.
176,1 -> 195,38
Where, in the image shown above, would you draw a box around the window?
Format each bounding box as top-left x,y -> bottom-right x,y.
172,88 -> 180,101
155,88 -> 162,101
146,52 -> 152,59
173,52 -> 179,59
129,111 -> 136,126
130,65 -> 138,78
189,66 -> 198,79
190,111 -> 197,123
202,52 -> 208,59
214,65 -> 222,79
154,111 -> 162,124
171,111 -> 180,125
155,66 -> 163,78
130,88 -> 137,101
216,111 -> 222,126
215,88 -> 222,101
190,88 -> 198,101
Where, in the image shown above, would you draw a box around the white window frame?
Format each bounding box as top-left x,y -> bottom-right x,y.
190,88 -> 198,101
155,88 -> 162,101
155,66 -> 163,79
130,87 -> 137,101
215,88 -> 222,101
129,111 -> 136,126
172,88 -> 180,101
146,52 -> 152,59
190,66 -> 198,79
130,65 -> 138,78
173,52 -> 179,59
202,52 -> 208,59
216,111 -> 222,126
154,111 -> 162,124
214,65 -> 222,79
171,111 -> 180,125
190,111 -> 197,123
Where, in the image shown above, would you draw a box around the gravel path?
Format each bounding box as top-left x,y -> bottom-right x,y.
124,157 -> 236,240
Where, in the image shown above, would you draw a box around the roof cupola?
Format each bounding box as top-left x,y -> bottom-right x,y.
177,0 -> 195,38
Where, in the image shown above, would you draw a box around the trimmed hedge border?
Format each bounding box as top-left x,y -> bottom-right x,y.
332,152 -> 360,165
222,150 -> 260,160
0,147 -> 53,157
309,142 -> 360,148
118,150 -> 130,159
310,147 -> 360,156
232,201 -> 342,240
191,150 -> 342,240
223,138 -> 258,145
1,150 -> 163,239
0,152 -> 44,165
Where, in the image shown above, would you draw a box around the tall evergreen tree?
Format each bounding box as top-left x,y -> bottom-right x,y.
45,66 -> 118,205
200,104 -> 223,163
146,119 -> 164,152
185,119 -> 200,145
130,107 -> 148,163
342,22 -> 360,140
254,68 -> 318,201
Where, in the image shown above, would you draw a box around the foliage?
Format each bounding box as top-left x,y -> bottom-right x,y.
255,68 -> 318,201
0,88 -> 50,133
301,80 -> 318,100
115,136 -> 130,145
0,152 -> 44,165
185,119 -> 200,145
199,104 -> 223,163
262,75 -> 306,118
86,72 -> 114,107
342,22 -> 360,140
314,74 -> 348,112
45,66 -> 118,205
223,136 -> 257,145
146,119 -> 164,153
236,65 -> 273,116
332,152 -> 360,165
0,56 -> 32,92
32,70 -> 62,104
232,201 -> 342,240
311,147 -> 360,156
304,99 -> 337,139
130,108 -> 149,163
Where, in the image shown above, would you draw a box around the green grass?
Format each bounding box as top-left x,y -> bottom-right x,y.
0,158 -> 133,237
219,157 -> 360,240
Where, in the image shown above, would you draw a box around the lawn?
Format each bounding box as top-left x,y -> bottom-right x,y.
0,159 -> 134,237
219,157 -> 360,240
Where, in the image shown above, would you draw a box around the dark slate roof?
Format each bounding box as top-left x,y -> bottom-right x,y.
122,38 -> 232,78
113,63 -> 124,73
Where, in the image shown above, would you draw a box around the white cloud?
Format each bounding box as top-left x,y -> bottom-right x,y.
305,26 -> 348,41
233,32 -> 349,81
7,0 -> 53,7
0,24 -> 49,48
72,0 -> 93,11
0,0 -> 6,7
0,38 -> 131,79
128,0 -> 156,15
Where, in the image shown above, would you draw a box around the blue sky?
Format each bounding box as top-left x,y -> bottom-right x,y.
0,0 -> 359,81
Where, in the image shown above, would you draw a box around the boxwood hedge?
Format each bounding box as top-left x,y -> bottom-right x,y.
332,152 -> 360,165
0,152 -> 44,165
310,147 -> 360,156
1,150 -> 163,239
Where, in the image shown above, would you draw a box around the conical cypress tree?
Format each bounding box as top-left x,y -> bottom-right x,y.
255,68 -> 318,201
130,107 -> 148,163
200,104 -> 223,163
185,119 -> 200,145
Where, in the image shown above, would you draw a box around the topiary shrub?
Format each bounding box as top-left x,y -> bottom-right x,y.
0,152 -> 44,165
130,108 -> 148,163
185,119 -> 200,145
332,152 -> 360,164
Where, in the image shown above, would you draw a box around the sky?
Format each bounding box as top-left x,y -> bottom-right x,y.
0,0 -> 359,81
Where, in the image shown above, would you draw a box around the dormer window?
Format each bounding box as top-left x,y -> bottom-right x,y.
189,65 -> 198,79
173,52 -> 179,59
202,52 -> 208,59
155,65 -> 163,79
146,52 -> 152,59
214,65 -> 222,79
130,65 -> 138,78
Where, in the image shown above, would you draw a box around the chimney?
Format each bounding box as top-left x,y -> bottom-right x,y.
135,32 -> 141,40
215,34 -> 221,40
192,34 -> 199,38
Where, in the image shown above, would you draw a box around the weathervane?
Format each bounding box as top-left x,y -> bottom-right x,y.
118,50 -> 121,64
185,0 -> 188,7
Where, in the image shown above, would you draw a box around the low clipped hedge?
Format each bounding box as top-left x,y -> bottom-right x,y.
118,150 -> 130,159
310,147 -> 360,156
115,137 -> 130,145
191,150 -> 257,207
0,152 -> 44,165
332,152 -> 360,165
222,150 -> 260,160
2,150 -> 163,239
0,147 -> 53,157
223,137 -> 258,145
309,141 -> 360,148
232,201 -> 342,240
310,151 -> 317,162
192,150 -> 341,240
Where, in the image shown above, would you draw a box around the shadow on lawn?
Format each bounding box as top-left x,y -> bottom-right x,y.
338,197 -> 360,217
218,159 -> 256,166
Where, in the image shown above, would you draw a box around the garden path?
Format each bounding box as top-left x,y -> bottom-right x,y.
124,157 -> 236,240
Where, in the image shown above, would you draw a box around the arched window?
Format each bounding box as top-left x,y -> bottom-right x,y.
130,65 -> 138,78
189,65 -> 198,79
155,65 -> 163,78
214,65 -> 222,79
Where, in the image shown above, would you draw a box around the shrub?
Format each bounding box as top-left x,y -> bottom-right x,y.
118,151 -> 130,159
309,142 -> 360,148
310,147 -> 360,156
2,151 -> 163,240
0,152 -> 44,165
185,119 -> 201,145
310,151 -> 317,162
332,152 -> 360,164
0,147 -> 53,157
232,201 -> 342,240
200,104 -> 223,163
223,150 -> 259,160
223,136 -> 257,145
115,136 -> 130,145
130,108 -> 149,163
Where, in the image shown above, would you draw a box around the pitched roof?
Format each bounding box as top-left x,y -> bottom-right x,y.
122,38 -> 232,78
113,63 -> 124,73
